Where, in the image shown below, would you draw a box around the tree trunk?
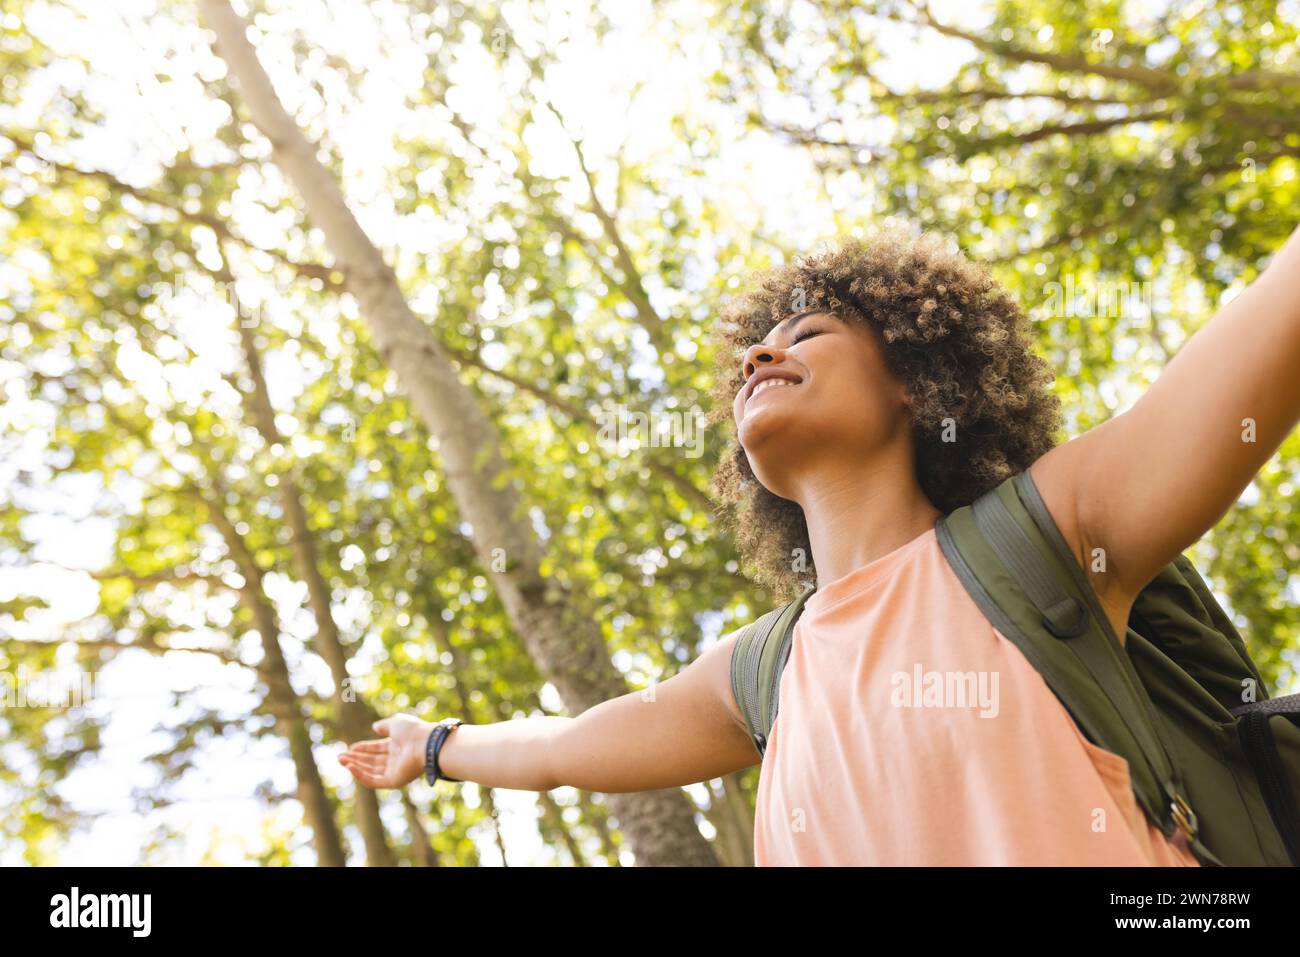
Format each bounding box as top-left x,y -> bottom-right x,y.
538,792 -> 588,866
204,492 -> 347,867
481,787 -> 511,867
578,793 -> 622,865
201,0 -> 718,866
231,300 -> 395,866
705,772 -> 755,867
401,792 -> 440,867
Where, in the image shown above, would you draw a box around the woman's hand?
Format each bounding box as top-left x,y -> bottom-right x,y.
339,714 -> 434,790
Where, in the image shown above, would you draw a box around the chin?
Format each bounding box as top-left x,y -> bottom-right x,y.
738,398 -> 811,446
738,413 -> 804,495
736,414 -> 784,457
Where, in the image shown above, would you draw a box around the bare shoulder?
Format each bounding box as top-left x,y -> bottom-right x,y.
1027,442 -> 1091,577
1028,441 -> 1135,644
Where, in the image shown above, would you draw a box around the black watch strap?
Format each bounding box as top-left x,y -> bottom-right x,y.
425,718 -> 464,785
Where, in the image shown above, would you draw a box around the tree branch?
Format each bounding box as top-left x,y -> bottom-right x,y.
905,1 -> 1300,93
56,564 -> 236,591
2,131 -> 342,288
968,109 -> 1174,149
541,95 -> 673,354
908,2 -> 1178,91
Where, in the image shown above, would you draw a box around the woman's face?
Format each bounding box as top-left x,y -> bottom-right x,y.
731,310 -> 910,500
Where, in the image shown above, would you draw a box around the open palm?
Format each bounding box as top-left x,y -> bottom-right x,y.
339,715 -> 432,790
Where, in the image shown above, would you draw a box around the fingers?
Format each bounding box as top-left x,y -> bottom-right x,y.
342,761 -> 384,789
339,753 -> 389,789
342,754 -> 385,775
341,726 -> 405,790
339,748 -> 383,768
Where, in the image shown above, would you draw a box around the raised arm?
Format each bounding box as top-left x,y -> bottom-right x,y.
1031,223 -> 1300,628
339,630 -> 760,793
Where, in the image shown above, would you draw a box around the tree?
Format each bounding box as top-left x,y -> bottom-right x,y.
197,0 -> 719,866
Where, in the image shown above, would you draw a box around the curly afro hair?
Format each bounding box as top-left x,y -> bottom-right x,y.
708,222 -> 1064,600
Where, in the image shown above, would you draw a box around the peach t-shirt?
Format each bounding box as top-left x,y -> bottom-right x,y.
752,525 -> 1200,867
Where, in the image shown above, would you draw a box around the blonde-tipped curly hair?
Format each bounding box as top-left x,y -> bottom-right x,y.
708,223 -> 1064,599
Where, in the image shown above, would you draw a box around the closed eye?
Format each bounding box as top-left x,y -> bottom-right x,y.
791,328 -> 823,346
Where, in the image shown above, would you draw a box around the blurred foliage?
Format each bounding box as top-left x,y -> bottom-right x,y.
0,0 -> 1297,864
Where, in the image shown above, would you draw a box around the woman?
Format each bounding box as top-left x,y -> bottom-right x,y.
340,221 -> 1300,865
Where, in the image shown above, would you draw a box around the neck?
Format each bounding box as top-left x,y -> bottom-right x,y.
792,455 -> 943,588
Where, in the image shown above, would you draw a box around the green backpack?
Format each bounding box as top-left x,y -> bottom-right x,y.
730,468 -> 1300,866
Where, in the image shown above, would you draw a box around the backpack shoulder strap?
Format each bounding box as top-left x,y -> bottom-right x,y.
936,468 -> 1222,864
729,587 -> 816,759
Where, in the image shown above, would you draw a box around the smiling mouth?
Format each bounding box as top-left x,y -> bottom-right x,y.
744,377 -> 800,412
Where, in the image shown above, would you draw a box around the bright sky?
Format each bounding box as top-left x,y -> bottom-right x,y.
11,0 -> 1280,868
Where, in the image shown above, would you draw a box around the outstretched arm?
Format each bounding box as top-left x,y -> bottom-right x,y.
339,630 -> 759,792
1032,223 -> 1300,631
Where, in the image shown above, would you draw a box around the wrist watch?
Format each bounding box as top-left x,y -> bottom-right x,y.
424,717 -> 464,785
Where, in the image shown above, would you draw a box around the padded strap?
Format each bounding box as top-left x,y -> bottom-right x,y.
938,470 -> 1217,861
972,490 -> 1089,638
730,607 -> 784,758
984,478 -> 1185,810
729,588 -> 815,759
762,593 -> 814,742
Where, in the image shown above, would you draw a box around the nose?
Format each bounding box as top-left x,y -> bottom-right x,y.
741,341 -> 787,380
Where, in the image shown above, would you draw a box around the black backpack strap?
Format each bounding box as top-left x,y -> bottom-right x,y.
729,587 -> 816,759
1231,694 -> 1300,865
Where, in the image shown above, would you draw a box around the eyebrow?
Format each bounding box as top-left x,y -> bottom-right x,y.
760,309 -> 827,348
